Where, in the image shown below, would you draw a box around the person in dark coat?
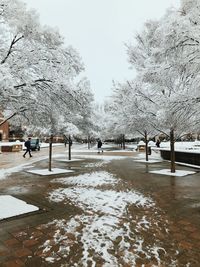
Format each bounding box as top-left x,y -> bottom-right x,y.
97,139 -> 103,153
23,137 -> 32,158
156,139 -> 160,147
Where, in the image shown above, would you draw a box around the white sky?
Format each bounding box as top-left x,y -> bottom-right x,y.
23,0 -> 181,103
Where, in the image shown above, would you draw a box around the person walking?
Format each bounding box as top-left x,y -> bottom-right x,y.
23,137 -> 32,158
156,139 -> 160,147
97,139 -> 103,153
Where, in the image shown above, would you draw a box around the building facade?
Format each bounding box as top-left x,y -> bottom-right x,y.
0,113 -> 9,141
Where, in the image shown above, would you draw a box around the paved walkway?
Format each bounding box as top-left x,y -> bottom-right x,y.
0,146 -> 200,266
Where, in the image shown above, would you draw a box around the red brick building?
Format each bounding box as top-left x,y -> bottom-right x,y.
0,113 -> 9,141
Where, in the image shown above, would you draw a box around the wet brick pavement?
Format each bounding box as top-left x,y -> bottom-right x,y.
0,146 -> 200,266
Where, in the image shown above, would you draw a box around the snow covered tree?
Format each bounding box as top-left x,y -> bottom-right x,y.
106,2 -> 200,167
0,0 -> 95,169
0,0 -> 84,128
124,2 -> 200,171
108,79 -> 157,158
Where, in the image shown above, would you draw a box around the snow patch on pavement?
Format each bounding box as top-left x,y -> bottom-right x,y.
0,155 -> 62,180
27,168 -> 74,176
134,159 -> 163,163
84,161 -> 108,168
0,165 -> 26,180
52,171 -> 118,187
77,155 -> 126,161
38,171 -> 180,266
55,158 -> 83,162
0,195 -> 39,220
133,151 -> 162,161
49,187 -> 154,216
150,169 -> 196,177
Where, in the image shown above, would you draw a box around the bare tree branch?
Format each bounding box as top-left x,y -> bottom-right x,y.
1,34 -> 24,64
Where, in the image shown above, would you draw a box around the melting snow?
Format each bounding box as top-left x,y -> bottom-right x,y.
49,187 -> 154,216
77,155 -> 126,161
55,158 -> 83,162
39,171 -> 180,266
52,171 -> 118,187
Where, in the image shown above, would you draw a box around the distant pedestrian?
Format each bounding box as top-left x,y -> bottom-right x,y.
97,139 -> 103,153
23,137 -> 32,158
156,139 -> 160,147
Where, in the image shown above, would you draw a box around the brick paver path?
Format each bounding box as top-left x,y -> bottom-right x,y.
0,145 -> 200,266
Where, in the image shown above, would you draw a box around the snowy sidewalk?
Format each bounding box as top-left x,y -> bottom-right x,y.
0,147 -> 200,266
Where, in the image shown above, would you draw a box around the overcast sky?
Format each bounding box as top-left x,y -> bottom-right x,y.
23,0 -> 181,103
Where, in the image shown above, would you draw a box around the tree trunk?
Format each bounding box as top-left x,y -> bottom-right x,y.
68,134 -> 71,160
122,134 -> 125,150
145,130 -> 148,162
170,128 -> 175,173
88,135 -> 90,149
48,134 -> 53,171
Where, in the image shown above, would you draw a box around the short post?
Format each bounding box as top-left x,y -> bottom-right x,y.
145,130 -> 148,162
68,134 -> 71,160
170,128 -> 175,173
88,135 -> 90,149
48,134 -> 53,171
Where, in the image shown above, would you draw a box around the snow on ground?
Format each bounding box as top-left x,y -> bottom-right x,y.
0,152 -> 74,181
27,168 -> 74,176
72,143 -> 137,152
72,141 -> 200,164
150,169 -> 196,177
160,141 -> 200,152
0,165 -> 28,181
0,195 -> 39,220
134,159 -> 163,163
49,187 -> 153,215
70,149 -> 98,153
125,144 -> 138,150
1,140 -> 200,153
0,141 -> 63,150
133,151 -> 162,161
39,171 -> 180,266
174,162 -> 200,169
52,171 -> 118,187
55,158 -> 83,162
77,154 -> 126,161
70,143 -> 122,152
133,152 -> 196,176
107,149 -> 136,153
84,161 -> 107,168
0,155 -> 63,180
76,154 -> 127,168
